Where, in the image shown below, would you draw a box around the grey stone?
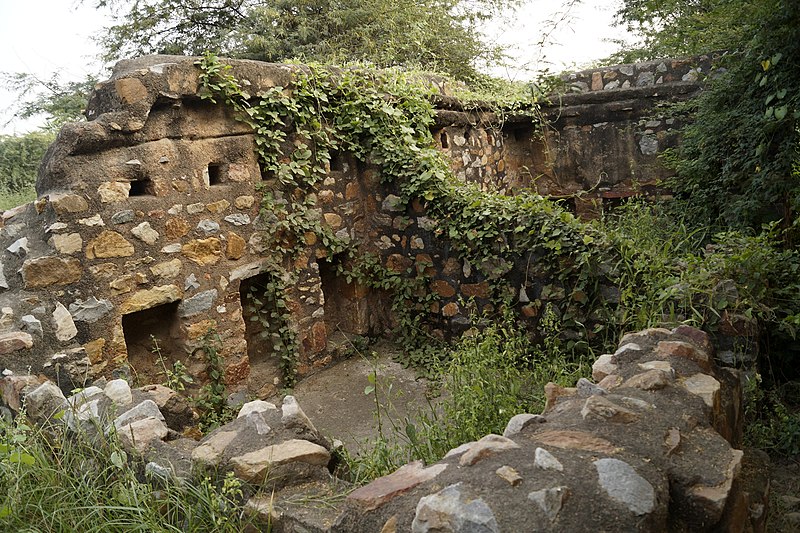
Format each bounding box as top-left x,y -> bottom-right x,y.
104,379 -> 132,406
417,217 -> 436,231
412,483 -> 499,533
534,447 -> 564,471
161,243 -> 181,253
619,65 -> 634,76
577,377 -> 606,397
244,411 -> 272,435
381,194 -> 404,212
503,413 -> 546,438
184,273 -> 200,291
178,289 -> 217,317
636,71 -> 655,86
69,297 -> 113,323
0,262 -> 7,289
639,135 -> 659,155
281,395 -> 318,433
111,210 -> 135,224
594,458 -> 655,515
224,213 -> 251,226
196,219 -> 220,235
528,486 -> 568,522
21,315 -> 42,337
238,400 -> 278,418
25,381 -> 67,423
114,399 -> 165,430
118,417 -> 169,453
604,80 -> 620,90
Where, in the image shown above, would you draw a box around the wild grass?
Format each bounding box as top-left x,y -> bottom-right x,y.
0,186 -> 35,212
0,414 -> 255,532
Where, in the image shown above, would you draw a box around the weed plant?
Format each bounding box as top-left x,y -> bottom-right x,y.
0,413 -> 253,532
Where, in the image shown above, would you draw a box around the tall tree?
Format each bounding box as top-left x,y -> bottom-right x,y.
93,0 -> 520,81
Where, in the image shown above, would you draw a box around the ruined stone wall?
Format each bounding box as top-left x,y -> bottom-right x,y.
333,326 -> 768,532
435,53 -> 719,216
0,54 -> 717,399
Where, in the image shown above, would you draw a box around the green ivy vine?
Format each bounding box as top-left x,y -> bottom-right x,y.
197,53 -> 623,374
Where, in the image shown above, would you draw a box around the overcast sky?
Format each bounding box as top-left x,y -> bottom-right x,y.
0,0 -> 631,135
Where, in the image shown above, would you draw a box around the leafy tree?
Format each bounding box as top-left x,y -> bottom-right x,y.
2,73 -> 96,132
0,132 -> 54,192
93,0 -> 520,80
666,0 -> 800,233
609,0 -> 767,63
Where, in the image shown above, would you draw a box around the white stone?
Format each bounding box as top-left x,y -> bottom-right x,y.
53,302 -> 77,342
131,222 -> 160,245
104,379 -> 133,406
78,214 -> 105,227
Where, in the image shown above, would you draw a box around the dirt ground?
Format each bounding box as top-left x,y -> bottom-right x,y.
272,342 -> 432,453
768,457 -> 800,531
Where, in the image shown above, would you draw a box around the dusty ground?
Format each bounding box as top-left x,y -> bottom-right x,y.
768,457 -> 800,531
272,342 -> 432,453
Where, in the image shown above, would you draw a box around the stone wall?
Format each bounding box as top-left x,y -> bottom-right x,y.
333,326 -> 768,532
0,53 -> 717,397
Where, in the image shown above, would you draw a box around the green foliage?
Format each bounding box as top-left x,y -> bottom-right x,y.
1,73 -> 96,131
193,331 -> 237,433
152,336 -> 194,392
0,414 -> 252,531
609,0 -> 767,63
0,132 -> 53,193
745,375 -> 800,457
97,0 -> 520,81
344,312 -> 591,482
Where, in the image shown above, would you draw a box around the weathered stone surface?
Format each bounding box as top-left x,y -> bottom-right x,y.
192,430 -> 238,467
114,399 -> 165,430
592,354 -> 617,381
576,377 -> 607,397
21,256 -> 82,288
0,331 -> 34,355
0,374 -> 44,412
98,182 -> 131,203
69,297 -> 113,323
111,209 -> 136,224
238,400 -> 278,418
412,483 -> 499,533
225,213 -> 251,226
528,486 -> 568,522
49,193 -> 88,214
131,222 -> 160,244
657,340 -> 712,370
7,237 -> 29,255
104,378 -> 132,405
503,413 -> 546,438
495,465 -> 522,486
348,461 -> 448,512
234,195 -> 254,209
86,231 -> 135,259
118,417 -> 169,453
230,439 -> 331,483
119,285 -> 181,314
623,369 -> 673,390
534,447 -> 564,471
458,434 -> 520,466
581,395 -> 639,423
533,430 -> 618,454
150,258 -> 182,279
595,458 -> 655,516
53,302 -> 78,341
138,383 -> 197,431
49,232 -> 83,254
182,238 -> 222,265
206,199 -> 230,214
682,373 -> 721,410
24,381 -> 67,423
196,219 -> 220,235
281,395 -> 318,433
178,289 -> 217,317
226,232 -> 246,260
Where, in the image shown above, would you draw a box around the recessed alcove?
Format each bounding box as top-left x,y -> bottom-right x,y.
129,177 -> 156,196
122,301 -> 182,384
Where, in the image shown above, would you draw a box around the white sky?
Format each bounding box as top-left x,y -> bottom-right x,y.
0,0 -> 631,135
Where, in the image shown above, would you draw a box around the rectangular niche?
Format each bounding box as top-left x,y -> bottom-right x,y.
318,255 -> 371,336
206,162 -> 228,186
239,272 -> 282,375
122,301 -> 182,385
129,177 -> 156,197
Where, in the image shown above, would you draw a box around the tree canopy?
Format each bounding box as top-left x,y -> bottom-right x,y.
94,0 -> 520,81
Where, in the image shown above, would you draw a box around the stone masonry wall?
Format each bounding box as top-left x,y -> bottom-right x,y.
333,326 -> 768,532
0,54 -> 715,399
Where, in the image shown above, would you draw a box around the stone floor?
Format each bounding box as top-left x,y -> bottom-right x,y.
271,342 -> 432,453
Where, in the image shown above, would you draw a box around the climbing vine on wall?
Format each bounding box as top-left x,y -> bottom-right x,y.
197,53 -> 625,372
